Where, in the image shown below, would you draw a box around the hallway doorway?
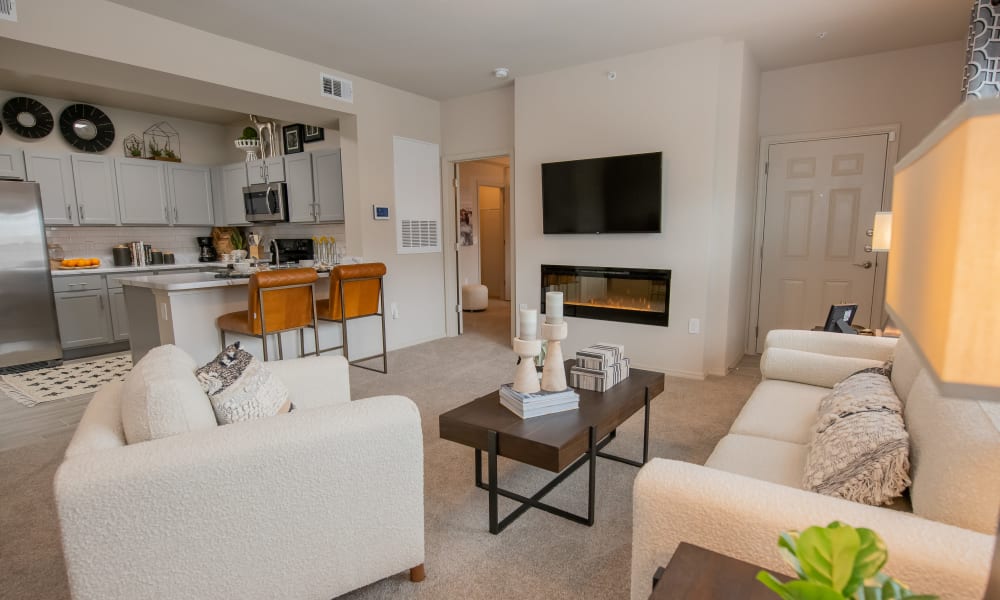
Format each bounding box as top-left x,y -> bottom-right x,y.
454,156 -> 510,339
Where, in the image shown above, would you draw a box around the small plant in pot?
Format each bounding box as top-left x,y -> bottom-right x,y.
162,143 -> 180,162
758,522 -> 937,600
147,139 -> 163,159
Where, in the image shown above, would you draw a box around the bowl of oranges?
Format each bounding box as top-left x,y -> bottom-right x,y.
59,258 -> 102,269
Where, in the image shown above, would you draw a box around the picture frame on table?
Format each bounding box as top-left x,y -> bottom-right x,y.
283,124 -> 304,154
303,125 -> 325,143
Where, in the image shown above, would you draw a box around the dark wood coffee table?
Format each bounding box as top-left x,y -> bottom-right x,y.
439,360 -> 665,533
649,543 -> 788,599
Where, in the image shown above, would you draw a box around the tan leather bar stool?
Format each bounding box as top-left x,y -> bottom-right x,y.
217,268 -> 320,361
315,262 -> 388,373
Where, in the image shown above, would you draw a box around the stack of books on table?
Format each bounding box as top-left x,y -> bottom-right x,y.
499,384 -> 580,419
571,343 -> 630,392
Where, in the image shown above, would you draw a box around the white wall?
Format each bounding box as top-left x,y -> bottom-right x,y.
759,41 -> 966,156
514,38 -> 756,378
0,88 -> 231,165
456,160 -> 507,287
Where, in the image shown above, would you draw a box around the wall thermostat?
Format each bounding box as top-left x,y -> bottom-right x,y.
373,205 -> 390,220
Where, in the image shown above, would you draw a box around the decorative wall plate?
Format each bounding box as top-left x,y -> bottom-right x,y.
59,104 -> 115,152
2,97 -> 55,139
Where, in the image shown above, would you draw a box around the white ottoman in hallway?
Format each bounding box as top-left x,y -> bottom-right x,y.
462,284 -> 489,312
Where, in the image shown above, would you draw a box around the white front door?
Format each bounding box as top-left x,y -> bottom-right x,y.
755,133 -> 888,352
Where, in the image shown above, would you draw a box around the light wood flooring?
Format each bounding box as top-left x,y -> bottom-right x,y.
0,354 -> 122,452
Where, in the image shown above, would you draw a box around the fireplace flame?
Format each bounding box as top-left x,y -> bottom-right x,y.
565,297 -> 657,312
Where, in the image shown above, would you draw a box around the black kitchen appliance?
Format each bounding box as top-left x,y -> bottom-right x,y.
270,238 -> 314,266
197,237 -> 217,262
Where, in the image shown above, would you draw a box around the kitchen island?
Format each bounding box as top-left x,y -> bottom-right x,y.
119,271 -> 375,365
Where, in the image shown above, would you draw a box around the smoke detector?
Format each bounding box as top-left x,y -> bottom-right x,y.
493,67 -> 510,79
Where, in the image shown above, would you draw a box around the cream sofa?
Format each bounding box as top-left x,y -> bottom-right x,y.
632,330 -> 999,600
54,353 -> 425,600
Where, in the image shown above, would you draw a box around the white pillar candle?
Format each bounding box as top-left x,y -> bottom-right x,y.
519,308 -> 537,341
545,291 -> 564,324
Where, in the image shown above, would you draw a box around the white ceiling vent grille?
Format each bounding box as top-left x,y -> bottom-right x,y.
400,220 -> 439,250
320,73 -> 353,103
0,0 -> 17,22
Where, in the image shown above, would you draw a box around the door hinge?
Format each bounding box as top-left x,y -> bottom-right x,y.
755,326 -> 759,338
456,304 -> 462,313
453,178 -> 459,189
455,243 -> 461,252
888,131 -> 896,142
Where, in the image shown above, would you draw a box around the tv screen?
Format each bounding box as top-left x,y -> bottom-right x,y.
542,152 -> 662,234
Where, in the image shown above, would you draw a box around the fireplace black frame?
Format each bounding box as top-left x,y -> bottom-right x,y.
540,264 -> 671,327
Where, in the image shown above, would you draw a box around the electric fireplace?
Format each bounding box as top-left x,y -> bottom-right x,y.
540,265 -> 671,327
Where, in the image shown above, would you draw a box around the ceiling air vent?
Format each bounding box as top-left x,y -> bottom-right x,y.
0,0 -> 17,21
320,73 -> 353,103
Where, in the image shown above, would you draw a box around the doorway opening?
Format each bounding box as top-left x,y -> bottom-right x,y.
453,156 -> 510,345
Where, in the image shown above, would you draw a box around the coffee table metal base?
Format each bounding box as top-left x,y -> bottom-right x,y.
473,391 -> 651,534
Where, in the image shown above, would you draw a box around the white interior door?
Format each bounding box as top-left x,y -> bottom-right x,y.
478,185 -> 505,299
755,134 -> 888,351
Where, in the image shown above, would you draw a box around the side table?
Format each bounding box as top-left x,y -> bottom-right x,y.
649,543 -> 788,599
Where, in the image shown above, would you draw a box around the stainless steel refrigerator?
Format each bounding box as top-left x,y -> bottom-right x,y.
0,180 -> 63,369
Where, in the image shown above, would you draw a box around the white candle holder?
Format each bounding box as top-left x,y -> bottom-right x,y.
540,321 -> 569,392
512,337 -> 543,394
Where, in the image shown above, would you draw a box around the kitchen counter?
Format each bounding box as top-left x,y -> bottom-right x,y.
51,262 -> 227,276
117,270 -> 330,291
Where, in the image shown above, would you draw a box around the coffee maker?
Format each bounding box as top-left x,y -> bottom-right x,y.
197,237 -> 218,262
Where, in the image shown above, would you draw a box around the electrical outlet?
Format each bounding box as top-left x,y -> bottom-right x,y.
688,318 -> 700,334
391,303 -> 400,319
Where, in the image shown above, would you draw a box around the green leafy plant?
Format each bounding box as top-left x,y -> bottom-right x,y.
229,229 -> 245,251
147,139 -> 163,158
240,126 -> 259,140
757,522 -> 937,600
163,145 -> 178,160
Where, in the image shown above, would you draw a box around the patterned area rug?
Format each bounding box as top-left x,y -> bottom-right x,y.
0,354 -> 132,407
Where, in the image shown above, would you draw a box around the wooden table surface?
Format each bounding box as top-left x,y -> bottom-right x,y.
439,360 -> 665,473
650,543 -> 788,600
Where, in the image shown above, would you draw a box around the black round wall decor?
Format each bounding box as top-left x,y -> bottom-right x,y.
59,104 -> 116,152
2,97 -> 55,139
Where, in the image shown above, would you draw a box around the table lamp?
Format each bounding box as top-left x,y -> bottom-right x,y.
884,96 -> 1000,597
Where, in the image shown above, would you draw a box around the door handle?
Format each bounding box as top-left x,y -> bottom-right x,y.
853,261 -> 873,269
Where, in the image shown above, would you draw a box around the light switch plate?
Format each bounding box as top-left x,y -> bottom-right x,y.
688,318 -> 700,334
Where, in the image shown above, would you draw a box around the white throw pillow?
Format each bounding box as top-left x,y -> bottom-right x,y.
195,342 -> 291,425
120,345 -> 218,444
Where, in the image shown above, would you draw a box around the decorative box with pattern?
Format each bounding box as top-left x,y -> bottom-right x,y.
575,343 -> 625,370
570,358 -> 630,392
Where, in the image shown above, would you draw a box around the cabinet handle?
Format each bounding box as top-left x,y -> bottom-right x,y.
66,205 -> 72,220
174,207 -> 179,222
98,294 -> 104,311
164,206 -> 170,222
79,205 -> 86,221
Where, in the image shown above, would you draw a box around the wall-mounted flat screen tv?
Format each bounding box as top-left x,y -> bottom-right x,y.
542,151 -> 662,234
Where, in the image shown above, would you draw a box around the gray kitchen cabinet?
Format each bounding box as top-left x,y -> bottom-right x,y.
54,289 -> 113,349
312,149 -> 345,223
246,156 -> 285,185
108,288 -> 129,341
166,163 -> 214,225
25,151 -> 78,226
115,158 -> 170,225
70,154 -> 120,225
0,146 -> 25,180
219,162 -> 250,225
283,152 -> 316,222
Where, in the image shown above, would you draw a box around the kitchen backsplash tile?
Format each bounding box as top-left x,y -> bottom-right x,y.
45,223 -> 348,264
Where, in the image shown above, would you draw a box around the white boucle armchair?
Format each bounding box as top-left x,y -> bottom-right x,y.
54,355 -> 425,600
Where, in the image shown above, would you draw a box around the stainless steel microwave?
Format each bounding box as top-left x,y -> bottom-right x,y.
243,182 -> 289,222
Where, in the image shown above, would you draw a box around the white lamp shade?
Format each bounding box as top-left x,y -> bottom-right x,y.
886,97 -> 1000,400
871,211 -> 892,252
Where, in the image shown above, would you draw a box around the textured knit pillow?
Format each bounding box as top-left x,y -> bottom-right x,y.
803,367 -> 910,506
195,342 -> 291,425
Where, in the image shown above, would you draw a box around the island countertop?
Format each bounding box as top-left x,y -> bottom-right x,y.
51,262 -> 229,276
118,270 -> 331,291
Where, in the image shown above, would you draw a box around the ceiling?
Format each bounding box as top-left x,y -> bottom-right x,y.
0,69 -> 248,124
108,0 -> 966,100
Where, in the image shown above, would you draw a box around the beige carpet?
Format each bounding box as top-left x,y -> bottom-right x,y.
0,308 -> 757,600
